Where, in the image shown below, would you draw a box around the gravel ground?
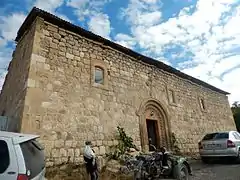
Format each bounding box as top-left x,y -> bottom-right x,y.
190,160 -> 240,180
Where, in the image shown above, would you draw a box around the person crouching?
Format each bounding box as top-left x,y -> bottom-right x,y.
84,141 -> 98,180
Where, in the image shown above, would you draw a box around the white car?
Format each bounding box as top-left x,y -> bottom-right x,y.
198,131 -> 240,163
0,131 -> 46,180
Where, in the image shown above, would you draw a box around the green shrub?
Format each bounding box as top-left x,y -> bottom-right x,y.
106,126 -> 137,161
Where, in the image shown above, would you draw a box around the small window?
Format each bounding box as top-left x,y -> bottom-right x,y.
94,66 -> 104,84
168,90 -> 176,104
200,98 -> 205,110
0,140 -> 10,173
20,139 -> 45,179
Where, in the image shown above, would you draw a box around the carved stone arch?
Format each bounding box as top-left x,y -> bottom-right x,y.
137,98 -> 172,152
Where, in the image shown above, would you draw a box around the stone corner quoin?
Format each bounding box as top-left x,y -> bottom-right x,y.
0,8 -> 236,167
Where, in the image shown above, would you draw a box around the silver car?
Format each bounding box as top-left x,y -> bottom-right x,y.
198,131 -> 240,163
0,131 -> 46,180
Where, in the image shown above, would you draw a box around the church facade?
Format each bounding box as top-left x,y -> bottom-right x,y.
0,7 -> 236,166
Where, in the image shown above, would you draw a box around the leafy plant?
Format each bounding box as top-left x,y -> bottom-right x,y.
232,102 -> 240,132
171,132 -> 181,155
106,126 -> 137,161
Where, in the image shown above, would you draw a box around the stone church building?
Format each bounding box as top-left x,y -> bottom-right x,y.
0,7 -> 236,166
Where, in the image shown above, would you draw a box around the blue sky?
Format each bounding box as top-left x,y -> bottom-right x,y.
0,0 -> 239,104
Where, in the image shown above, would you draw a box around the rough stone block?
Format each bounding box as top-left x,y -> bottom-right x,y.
55,140 -> 65,148
80,52 -> 84,57
59,46 -> 66,52
96,140 -> 102,146
27,79 -> 35,88
48,25 -> 58,32
47,83 -> 53,90
46,161 -> 54,167
49,132 -> 58,141
74,56 -> 81,61
42,122 -> 53,131
41,102 -> 52,108
57,50 -> 64,55
103,141 -> 108,146
51,149 -> 60,158
66,52 -> 74,59
59,42 -> 66,47
73,50 -> 79,56
68,149 -> 74,157
92,147 -> 99,155
65,140 -> 73,148
43,29 -> 50,36
99,146 -> 106,155
58,67 -> 64,73
59,29 -> 66,36
74,157 -> 82,165
52,39 -> 59,44
72,141 -> 77,148
44,63 -> 50,70
98,126 -> 103,133
107,141 -> 113,146
53,33 -> 61,40
60,148 -> 67,157
54,81 -> 62,86
113,140 -> 118,145
61,157 -> 68,164
50,42 -> 58,49
75,149 -> 80,157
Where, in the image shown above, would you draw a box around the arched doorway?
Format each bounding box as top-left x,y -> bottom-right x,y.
137,98 -> 171,152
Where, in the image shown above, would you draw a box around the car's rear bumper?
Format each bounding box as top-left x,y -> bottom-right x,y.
199,147 -> 239,157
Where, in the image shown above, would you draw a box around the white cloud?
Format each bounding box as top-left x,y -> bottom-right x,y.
0,13 -> 26,42
122,0 -> 240,104
0,12 -> 26,89
141,0 -> 158,4
0,1 -> 70,90
56,13 -> 72,22
221,68 -> 240,104
0,46 -> 12,90
120,0 -> 162,26
88,13 -> 111,39
33,0 -> 64,13
114,33 -> 136,49
0,71 -> 7,89
67,0 -> 112,39
66,0 -> 88,8
0,37 -> 7,47
136,11 -> 162,26
32,0 -> 72,22
66,0 -> 111,21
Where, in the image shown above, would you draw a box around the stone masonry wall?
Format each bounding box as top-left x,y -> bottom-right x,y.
20,17 -> 236,166
0,18 -> 38,132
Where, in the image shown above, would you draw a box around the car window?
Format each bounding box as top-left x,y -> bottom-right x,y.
202,133 -> 218,140
214,132 -> 229,139
0,140 -> 10,174
233,132 -> 240,140
20,139 -> 45,179
236,132 -> 240,139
